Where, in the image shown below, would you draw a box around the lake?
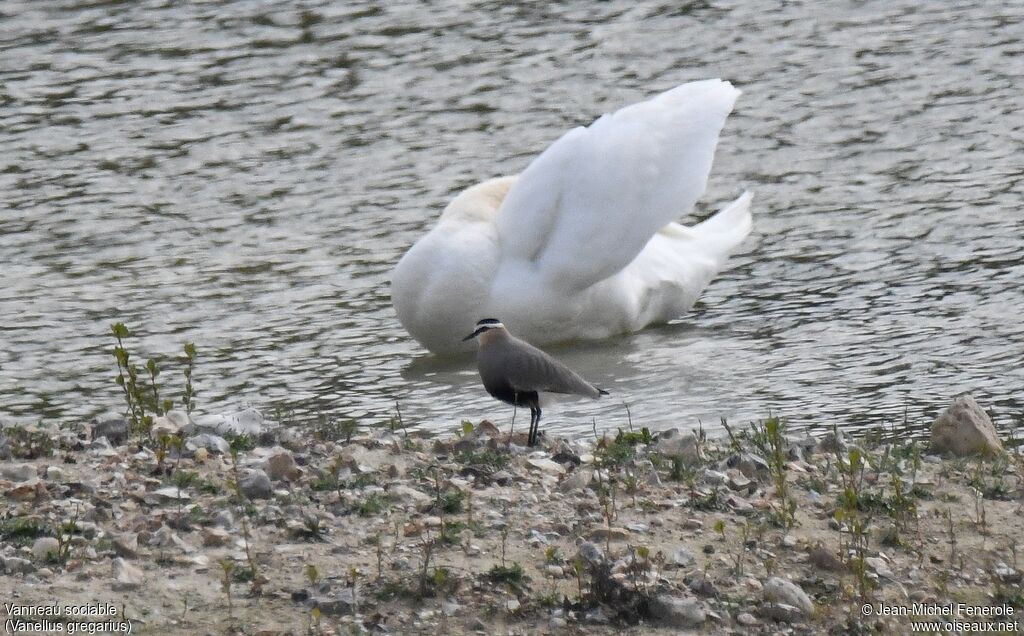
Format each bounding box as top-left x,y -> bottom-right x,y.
1,0 -> 1021,440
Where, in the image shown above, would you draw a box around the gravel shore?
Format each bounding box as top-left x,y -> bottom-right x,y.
2,401 -> 1022,635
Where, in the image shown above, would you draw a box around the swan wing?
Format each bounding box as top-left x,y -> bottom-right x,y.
494,79 -> 741,292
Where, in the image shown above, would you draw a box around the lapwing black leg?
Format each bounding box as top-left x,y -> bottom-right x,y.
529,406 -> 542,447
537,406 -> 543,445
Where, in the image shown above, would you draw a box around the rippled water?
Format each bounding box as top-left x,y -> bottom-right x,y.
2,0 -> 1022,440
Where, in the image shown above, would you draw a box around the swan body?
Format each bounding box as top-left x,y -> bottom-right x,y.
392,79 -> 752,354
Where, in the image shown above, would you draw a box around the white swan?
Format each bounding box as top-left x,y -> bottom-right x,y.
392,79 -> 752,355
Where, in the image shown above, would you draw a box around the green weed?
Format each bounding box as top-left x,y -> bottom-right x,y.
748,415 -> 796,528
0,517 -> 48,545
110,323 -> 197,437
485,562 -> 528,589
357,493 -> 389,517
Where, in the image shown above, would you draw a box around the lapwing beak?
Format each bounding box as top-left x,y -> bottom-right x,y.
462,329 -> 479,342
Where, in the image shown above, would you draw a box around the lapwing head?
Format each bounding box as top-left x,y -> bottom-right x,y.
462,318 -> 505,341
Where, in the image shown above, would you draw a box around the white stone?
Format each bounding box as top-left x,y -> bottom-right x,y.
238,469 -> 273,499
651,595 -> 706,627
113,533 -> 139,559
655,429 -> 703,463
589,526 -> 629,541
153,486 -> 190,501
3,556 -> 35,574
392,484 -> 432,506
866,556 -> 894,579
185,433 -> 230,455
995,562 -> 1021,583
111,557 -> 143,590
150,413 -> 182,438
759,602 -> 805,622
202,527 -> 229,547
1,463 -> 36,482
153,409 -> 196,436
726,469 -> 753,490
930,395 -> 1002,456
578,541 -> 605,565
32,537 -> 60,560
672,547 -> 697,567
763,576 -> 814,616
194,407 -> 274,437
558,468 -> 592,492
527,458 -> 566,476
701,469 -> 727,486
737,612 -> 759,626
342,446 -> 402,474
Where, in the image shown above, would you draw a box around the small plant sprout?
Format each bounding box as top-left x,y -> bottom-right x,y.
171,469 -> 196,523
305,563 -> 321,586
720,417 -> 741,452
301,514 -> 325,541
390,401 -> 408,437
145,357 -> 170,415
219,559 -> 235,622
572,556 -> 586,602
182,342 -> 196,414
309,606 -> 322,636
500,522 -> 510,568
111,323 -> 150,435
544,546 -> 564,565
110,323 -> 199,437
599,487 -> 616,556
431,566 -> 449,596
374,532 -> 385,578
347,565 -> 361,615
652,549 -> 667,583
226,442 -> 263,595
340,418 -> 358,442
749,415 -> 796,528
624,470 -> 640,508
433,467 -> 447,542
731,521 -> 750,576
52,505 -> 81,564
485,562 -> 526,590
627,545 -> 652,594
714,519 -> 726,540
835,445 -> 874,600
417,534 -> 436,599
944,508 -> 958,567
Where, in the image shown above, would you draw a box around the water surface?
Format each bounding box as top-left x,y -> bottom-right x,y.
2,0 -> 1022,439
